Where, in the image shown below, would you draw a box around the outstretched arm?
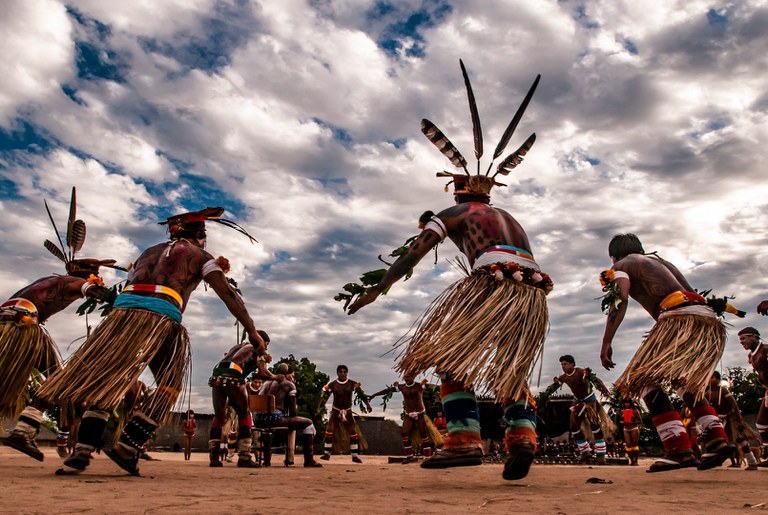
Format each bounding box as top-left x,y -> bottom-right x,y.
600,276 -> 630,370
205,270 -> 266,353
347,230 -> 442,314
368,384 -> 397,400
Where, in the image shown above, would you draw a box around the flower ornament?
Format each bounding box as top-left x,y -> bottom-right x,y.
215,256 -> 231,274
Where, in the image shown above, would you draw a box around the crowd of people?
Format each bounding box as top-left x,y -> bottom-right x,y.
2,62 -> 768,486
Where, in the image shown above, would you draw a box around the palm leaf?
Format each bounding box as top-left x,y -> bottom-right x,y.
460,59 -> 483,163
421,119 -> 468,171
487,74 -> 541,173
493,133 -> 536,177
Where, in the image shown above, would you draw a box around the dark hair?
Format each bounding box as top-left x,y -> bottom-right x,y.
712,370 -> 721,380
257,330 -> 270,343
608,233 -> 645,260
455,193 -> 491,204
419,211 -> 435,226
738,326 -> 760,338
558,354 -> 575,365
337,364 -> 348,373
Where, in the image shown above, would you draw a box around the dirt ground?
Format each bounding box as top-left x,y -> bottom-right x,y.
0,447 -> 766,514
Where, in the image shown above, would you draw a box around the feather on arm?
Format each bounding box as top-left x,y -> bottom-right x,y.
66,187 -> 77,260
421,119 -> 468,172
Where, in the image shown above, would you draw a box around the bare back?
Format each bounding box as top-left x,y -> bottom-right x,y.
613,254 -> 693,319
750,344 -> 768,387
127,240 -> 212,311
438,202 -> 531,265
11,275 -> 87,323
260,379 -> 295,412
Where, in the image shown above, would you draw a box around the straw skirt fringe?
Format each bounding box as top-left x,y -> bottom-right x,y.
0,321 -> 59,419
615,313 -> 726,400
332,417 -> 369,452
409,414 -> 444,448
37,308 -> 190,425
396,274 -> 548,402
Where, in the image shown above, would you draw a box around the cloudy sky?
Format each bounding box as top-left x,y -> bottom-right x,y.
2,0 -> 767,416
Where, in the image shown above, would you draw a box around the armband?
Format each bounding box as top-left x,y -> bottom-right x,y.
202,259 -> 224,278
423,216 -> 447,241
81,282 -> 93,297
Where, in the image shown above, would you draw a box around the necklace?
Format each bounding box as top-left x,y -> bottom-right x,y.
565,370 -> 576,377
336,378 -> 349,385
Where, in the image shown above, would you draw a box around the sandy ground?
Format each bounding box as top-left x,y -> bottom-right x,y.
0,447 -> 766,514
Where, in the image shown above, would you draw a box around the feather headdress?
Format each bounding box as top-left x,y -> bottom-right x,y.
423,60 -> 540,197
43,187 -> 124,277
159,206 -> 258,244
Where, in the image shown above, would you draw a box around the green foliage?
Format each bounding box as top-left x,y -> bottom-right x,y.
726,366 -> 764,414
422,383 -> 441,415
333,236 -> 419,311
270,354 -> 329,430
76,283 -> 122,318
535,381 -> 562,413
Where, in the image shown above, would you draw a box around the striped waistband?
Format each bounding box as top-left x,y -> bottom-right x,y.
124,284 -> 183,307
473,245 -> 539,271
0,298 -> 38,317
213,361 -> 244,377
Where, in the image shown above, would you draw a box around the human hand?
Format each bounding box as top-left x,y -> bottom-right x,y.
601,348 -> 615,370
758,300 -> 768,315
347,288 -> 382,315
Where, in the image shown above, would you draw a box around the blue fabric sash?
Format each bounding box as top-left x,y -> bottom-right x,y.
113,293 -> 182,323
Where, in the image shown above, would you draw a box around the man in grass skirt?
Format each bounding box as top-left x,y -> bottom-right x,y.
0,259 -> 116,460
598,233 -> 736,472
35,207 -> 266,476
348,61 -> 551,481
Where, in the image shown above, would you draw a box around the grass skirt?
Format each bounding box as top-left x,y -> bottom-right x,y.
396,274 -> 548,402
0,321 -> 59,419
332,417 -> 369,452
37,308 -> 190,425
408,414 -> 444,448
615,312 -> 726,400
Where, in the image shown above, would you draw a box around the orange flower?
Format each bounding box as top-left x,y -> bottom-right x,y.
87,274 -> 105,287
215,256 -> 231,274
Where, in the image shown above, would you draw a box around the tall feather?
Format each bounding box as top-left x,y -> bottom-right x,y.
210,219 -> 259,244
487,74 -> 541,173
66,187 -> 77,259
69,219 -> 87,253
44,240 -> 67,263
44,199 -> 68,262
421,119 -> 469,172
493,133 -> 536,177
460,59 -> 483,164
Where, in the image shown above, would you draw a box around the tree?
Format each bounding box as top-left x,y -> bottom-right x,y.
726,367 -> 764,415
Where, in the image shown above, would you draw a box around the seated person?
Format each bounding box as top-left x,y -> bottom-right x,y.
256,363 -> 322,468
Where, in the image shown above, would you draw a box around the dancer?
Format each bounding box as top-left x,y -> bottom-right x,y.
348,61 -> 549,480
181,410 -> 196,461
737,326 -> 768,467
34,206 -> 264,476
368,374 -> 443,463
208,332 -> 276,468
706,371 -> 759,470
545,355 -> 611,464
599,233 -> 734,472
1,187 -> 119,461
319,365 -> 371,463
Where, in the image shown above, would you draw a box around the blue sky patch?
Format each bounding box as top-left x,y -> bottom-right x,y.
370,0 -> 452,59
75,41 -> 129,84
622,38 -> 638,55
312,118 -> 353,147
0,120 -> 56,154
176,173 -> 248,219
706,8 -> 728,27
137,1 -> 257,74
